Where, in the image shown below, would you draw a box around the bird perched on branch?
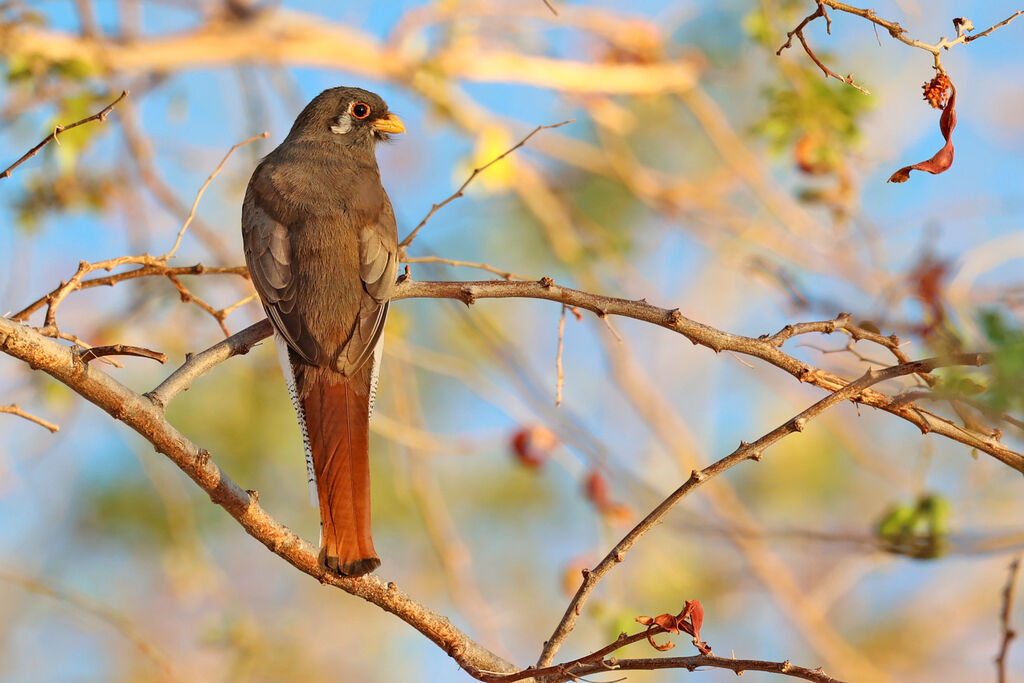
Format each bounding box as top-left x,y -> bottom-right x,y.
242,87 -> 404,576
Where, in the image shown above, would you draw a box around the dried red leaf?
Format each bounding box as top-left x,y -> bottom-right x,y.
653,613 -> 680,633
889,84 -> 957,183
684,600 -> 704,641
635,615 -> 654,626
648,635 -> 676,652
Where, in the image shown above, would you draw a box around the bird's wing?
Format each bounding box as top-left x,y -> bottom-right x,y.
338,198 -> 399,376
242,190 -> 322,365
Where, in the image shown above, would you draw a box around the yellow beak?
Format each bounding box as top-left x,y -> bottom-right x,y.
373,113 -> 405,134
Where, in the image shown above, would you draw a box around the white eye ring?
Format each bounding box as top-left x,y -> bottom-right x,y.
330,114 -> 352,135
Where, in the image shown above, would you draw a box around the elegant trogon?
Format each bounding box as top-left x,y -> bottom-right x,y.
241,87 -> 404,576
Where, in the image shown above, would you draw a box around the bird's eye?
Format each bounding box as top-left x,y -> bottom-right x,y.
351,102 -> 371,119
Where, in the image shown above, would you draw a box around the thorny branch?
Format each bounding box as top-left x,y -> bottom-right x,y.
13,272 -> 1023,470
392,279 -> 1023,473
6,129 -> 264,337
10,263 -> 249,323
477,625 -> 843,683
537,352 -> 992,667
779,3 -> 1024,79
0,90 -> 128,179
776,3 -> 870,94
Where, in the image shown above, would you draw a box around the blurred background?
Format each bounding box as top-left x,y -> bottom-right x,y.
1,1 -> 1023,681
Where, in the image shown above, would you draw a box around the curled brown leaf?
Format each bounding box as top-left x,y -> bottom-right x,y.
889,84 -> 957,183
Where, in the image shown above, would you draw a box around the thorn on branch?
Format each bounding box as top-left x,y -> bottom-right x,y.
0,90 -> 129,180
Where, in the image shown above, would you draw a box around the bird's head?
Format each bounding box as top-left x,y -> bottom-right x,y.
286,86 -> 405,148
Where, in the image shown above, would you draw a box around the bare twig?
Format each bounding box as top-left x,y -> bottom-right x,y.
964,11 -> 1024,43
0,90 -> 128,179
537,352 -> 992,666
555,305 -> 566,406
398,120 -> 573,251
556,654 -> 842,682
76,344 -> 168,364
11,263 -> 249,323
541,0 -> 558,17
118,99 -> 237,263
813,2 -> 1024,71
403,255 -> 530,281
161,131 -> 269,260
0,403 -> 59,432
474,626 -> 842,683
996,556 -> 1021,683
776,4 -> 869,94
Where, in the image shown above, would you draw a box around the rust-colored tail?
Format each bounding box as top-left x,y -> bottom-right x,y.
299,363 -> 379,576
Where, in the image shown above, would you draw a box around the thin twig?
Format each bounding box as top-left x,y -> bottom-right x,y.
403,255 -> 530,281
11,263 -> 249,323
476,624 -> 842,682
77,344 -> 168,364
555,305 -> 566,406
161,131 -> 269,260
814,2 -> 1024,71
996,556 -> 1021,683
398,120 -> 573,251
0,90 -> 128,180
964,10 -> 1024,43
541,0 -> 558,17
776,5 -> 869,94
0,403 -> 59,432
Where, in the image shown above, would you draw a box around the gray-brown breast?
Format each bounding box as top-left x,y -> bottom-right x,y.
242,141 -> 398,376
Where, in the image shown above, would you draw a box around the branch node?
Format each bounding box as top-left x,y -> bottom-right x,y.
246,489 -> 260,504
196,448 -> 211,468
